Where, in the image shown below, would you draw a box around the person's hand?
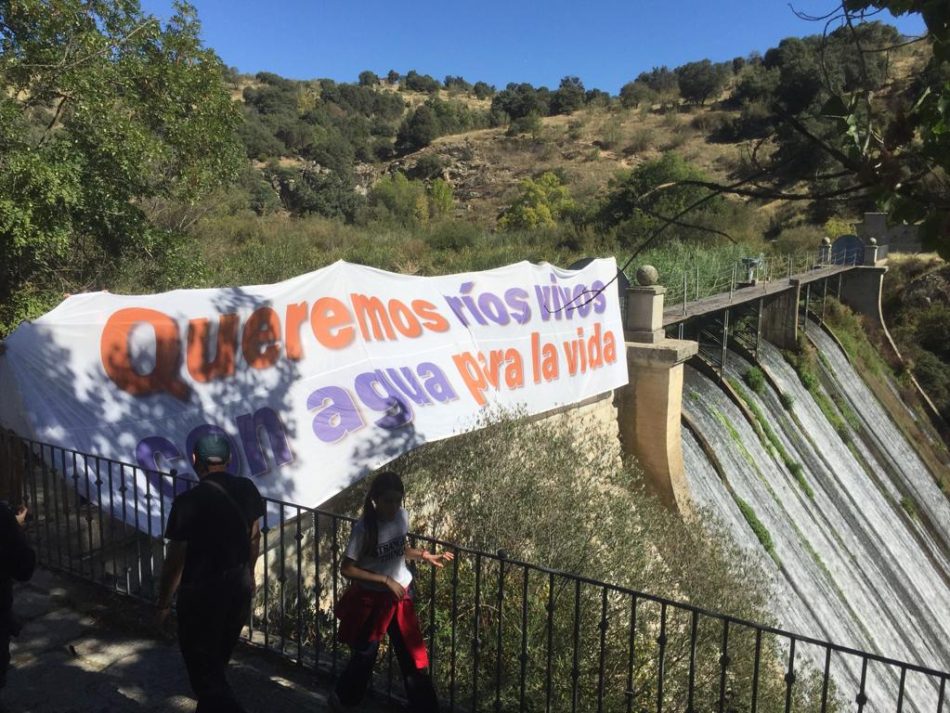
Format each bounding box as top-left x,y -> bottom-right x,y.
422,550 -> 455,568
14,505 -> 28,527
384,575 -> 405,601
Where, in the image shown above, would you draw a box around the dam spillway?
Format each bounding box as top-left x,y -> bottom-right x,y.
681,329 -> 950,712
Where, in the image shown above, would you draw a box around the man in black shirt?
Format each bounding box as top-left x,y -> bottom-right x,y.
157,434 -> 265,713
0,500 -> 35,703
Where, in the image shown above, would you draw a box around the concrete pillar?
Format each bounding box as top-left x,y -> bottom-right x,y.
616,266 -> 698,513
760,280 -> 801,350
864,237 -> 880,266
818,237 -> 832,266
623,265 -> 666,344
839,265 -> 887,323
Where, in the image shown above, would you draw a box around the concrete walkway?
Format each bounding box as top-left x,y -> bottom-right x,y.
1,568 -> 393,712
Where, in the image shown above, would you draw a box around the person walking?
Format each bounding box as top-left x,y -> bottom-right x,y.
0,499 -> 35,712
330,470 -> 454,712
156,434 -> 265,713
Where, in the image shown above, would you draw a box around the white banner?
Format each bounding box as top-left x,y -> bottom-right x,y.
0,259 -> 628,530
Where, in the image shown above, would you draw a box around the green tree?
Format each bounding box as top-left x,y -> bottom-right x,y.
427,178 -> 454,219
395,105 -> 440,153
637,66 -> 679,96
551,76 -> 586,115
675,9 -> 950,259
598,152 -> 725,246
403,69 -> 441,93
358,70 -> 379,87
0,0 -> 242,331
620,80 -> 656,109
491,82 -> 550,121
585,88 -> 611,107
443,75 -> 472,92
675,59 -> 730,105
368,172 -> 430,226
472,81 -> 495,100
498,172 -> 575,230
505,111 -> 543,139
270,166 -> 363,221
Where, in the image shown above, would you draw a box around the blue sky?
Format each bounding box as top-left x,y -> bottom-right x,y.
142,1 -> 927,94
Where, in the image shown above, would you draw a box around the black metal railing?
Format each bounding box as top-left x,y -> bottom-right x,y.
1,430 -> 947,713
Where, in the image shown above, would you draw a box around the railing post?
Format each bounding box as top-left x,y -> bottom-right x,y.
682,270 -> 688,316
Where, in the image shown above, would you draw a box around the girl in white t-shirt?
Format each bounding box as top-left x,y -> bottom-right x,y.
330,471 -> 454,712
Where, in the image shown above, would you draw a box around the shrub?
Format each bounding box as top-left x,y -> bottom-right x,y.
427,178 -> 454,219
506,112 -> 543,138
409,154 -> 445,180
735,497 -> 777,561
690,111 -> 733,134
597,118 -> 623,150
426,220 -> 481,251
498,172 -> 575,231
823,216 -> 855,239
779,392 -> 795,410
624,129 -> 655,155
367,172 -> 429,226
744,367 -> 766,394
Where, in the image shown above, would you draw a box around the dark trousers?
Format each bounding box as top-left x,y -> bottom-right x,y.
0,606 -> 19,690
0,634 -> 8,690
176,568 -> 252,713
335,615 -> 439,712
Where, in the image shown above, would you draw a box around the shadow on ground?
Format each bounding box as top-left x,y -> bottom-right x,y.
2,568 -> 394,713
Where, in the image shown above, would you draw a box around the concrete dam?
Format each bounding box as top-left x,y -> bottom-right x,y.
681,332 -> 950,713
616,248 -> 950,713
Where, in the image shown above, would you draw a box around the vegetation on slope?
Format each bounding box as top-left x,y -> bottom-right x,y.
3,0 -> 943,335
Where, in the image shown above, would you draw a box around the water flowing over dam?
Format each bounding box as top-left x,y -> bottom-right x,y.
680,326 -> 950,713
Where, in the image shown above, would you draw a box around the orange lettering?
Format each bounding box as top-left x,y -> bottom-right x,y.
187,314 -> 239,383
242,307 -> 281,369
311,297 -> 355,350
389,299 -> 422,338
100,308 -> 189,400
350,294 -> 395,342
411,299 -> 449,333
284,301 -> 309,361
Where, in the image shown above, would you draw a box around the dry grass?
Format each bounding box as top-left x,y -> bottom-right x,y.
405,102 -> 749,220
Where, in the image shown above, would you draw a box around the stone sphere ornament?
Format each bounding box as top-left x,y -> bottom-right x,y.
636,265 -> 659,286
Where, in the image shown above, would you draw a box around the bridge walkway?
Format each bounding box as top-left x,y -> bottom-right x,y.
662,263 -> 853,327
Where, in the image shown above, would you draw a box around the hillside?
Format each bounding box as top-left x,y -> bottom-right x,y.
225,26 -> 933,236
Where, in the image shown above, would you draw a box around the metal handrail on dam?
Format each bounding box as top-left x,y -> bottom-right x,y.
1,428 -> 946,713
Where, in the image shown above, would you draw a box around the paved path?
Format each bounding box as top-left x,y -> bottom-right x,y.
1,568 -> 393,712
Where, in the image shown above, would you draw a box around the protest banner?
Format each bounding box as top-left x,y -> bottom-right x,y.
0,259 -> 628,530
